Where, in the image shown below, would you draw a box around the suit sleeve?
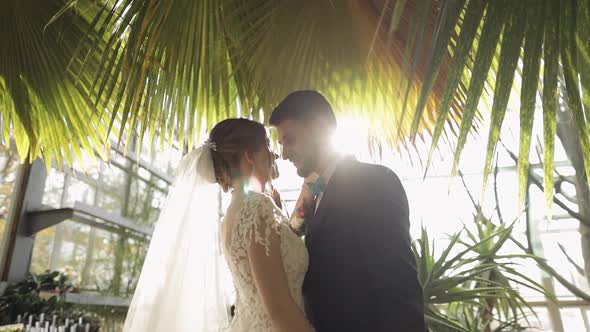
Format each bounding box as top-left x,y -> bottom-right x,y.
354,167 -> 423,331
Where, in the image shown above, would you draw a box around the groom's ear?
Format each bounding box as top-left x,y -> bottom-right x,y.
309,119 -> 334,141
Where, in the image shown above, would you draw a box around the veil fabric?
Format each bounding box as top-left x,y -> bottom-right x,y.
123,147 -> 232,331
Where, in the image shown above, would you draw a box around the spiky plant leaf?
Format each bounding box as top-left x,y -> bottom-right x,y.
517,0 -> 545,208
407,0 -> 465,138
451,1 -> 507,176
538,0 -> 560,219
425,0 -> 486,172
482,1 -> 526,188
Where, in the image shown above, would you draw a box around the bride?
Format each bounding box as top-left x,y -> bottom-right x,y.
123,118 -> 314,331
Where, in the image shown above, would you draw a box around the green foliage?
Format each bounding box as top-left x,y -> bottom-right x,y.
414,215 -> 554,331
0,0 -> 109,167
0,324 -> 25,332
1,271 -> 69,321
0,0 -> 453,165
404,0 -> 590,209
0,270 -> 103,330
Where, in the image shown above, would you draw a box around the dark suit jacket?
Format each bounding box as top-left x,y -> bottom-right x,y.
303,158 -> 425,332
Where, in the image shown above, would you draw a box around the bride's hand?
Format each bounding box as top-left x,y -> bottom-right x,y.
270,185 -> 283,209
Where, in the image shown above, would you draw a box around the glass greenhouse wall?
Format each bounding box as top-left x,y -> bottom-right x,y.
1,118 -> 589,331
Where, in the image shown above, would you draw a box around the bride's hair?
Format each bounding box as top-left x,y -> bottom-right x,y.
208,118 -> 267,192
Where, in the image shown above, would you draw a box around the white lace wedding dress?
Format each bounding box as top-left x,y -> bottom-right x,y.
220,192 -> 309,331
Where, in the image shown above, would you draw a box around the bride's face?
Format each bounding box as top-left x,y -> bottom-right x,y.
248,139 -> 279,188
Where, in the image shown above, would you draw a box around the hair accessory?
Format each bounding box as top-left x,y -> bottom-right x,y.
203,139 -> 217,151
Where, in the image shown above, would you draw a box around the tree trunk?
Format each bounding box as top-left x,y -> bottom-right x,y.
556,94 -> 590,288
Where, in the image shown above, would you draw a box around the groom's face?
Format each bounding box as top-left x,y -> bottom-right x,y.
275,118 -> 318,178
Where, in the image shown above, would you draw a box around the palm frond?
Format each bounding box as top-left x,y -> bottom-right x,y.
517,0 -> 545,209
406,0 -> 590,209
0,0 -> 109,166
407,0 -> 465,132
450,0 -> 506,176
424,0 -> 485,173
481,1 -> 526,188
4,0 -> 590,211
63,0 -> 452,156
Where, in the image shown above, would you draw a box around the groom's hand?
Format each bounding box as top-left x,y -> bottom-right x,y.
288,181 -> 316,237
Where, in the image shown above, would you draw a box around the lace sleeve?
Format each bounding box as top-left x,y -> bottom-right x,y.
236,193 -> 283,256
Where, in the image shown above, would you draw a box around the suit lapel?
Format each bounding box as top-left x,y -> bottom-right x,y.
305,195 -> 328,251
312,155 -> 355,220
305,171 -> 336,250
305,156 -> 356,250
312,192 -> 330,226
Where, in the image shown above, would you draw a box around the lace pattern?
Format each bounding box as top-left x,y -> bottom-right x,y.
222,192 -> 309,332
232,193 -> 283,256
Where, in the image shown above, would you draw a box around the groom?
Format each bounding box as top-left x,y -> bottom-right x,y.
270,91 -> 425,332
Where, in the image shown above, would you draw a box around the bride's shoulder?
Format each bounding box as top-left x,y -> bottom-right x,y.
243,191 -> 276,208
241,191 -> 284,223
232,192 -> 285,252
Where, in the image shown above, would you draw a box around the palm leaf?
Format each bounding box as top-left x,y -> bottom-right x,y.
0,0 -> 109,166
481,1 -> 526,188
406,0 -> 465,139
538,0 -> 560,218
410,0 -> 590,209
425,309 -> 470,332
60,0 -> 448,157
425,0 -> 486,173
517,0 -> 545,208
451,0 -> 507,176
5,0 -> 590,212
395,0 -> 434,139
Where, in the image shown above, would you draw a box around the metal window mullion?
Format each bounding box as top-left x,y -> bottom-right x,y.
49,171 -> 71,270
527,180 -> 566,332
81,167 -> 102,288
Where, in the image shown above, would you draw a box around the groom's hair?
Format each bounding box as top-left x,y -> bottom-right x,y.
269,90 -> 336,130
